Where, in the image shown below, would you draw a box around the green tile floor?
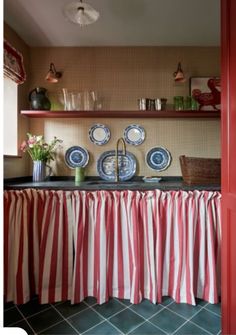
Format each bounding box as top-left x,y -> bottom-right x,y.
4,296 -> 221,335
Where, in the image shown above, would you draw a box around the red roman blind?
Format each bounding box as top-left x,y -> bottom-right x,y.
4,39 -> 26,84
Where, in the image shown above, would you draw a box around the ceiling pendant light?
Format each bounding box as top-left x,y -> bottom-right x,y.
63,0 -> 100,27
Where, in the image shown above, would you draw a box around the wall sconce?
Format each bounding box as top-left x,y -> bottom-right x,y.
45,63 -> 62,83
173,62 -> 186,83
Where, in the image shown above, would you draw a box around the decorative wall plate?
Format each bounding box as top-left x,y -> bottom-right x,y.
65,146 -> 89,168
124,124 -> 145,146
146,147 -> 171,171
97,150 -> 137,181
89,124 -> 111,146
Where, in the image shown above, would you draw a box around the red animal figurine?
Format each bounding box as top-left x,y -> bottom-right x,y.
192,78 -> 221,110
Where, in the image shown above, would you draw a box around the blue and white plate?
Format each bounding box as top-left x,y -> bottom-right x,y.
65,146 -> 89,168
124,124 -> 145,146
146,147 -> 171,171
89,124 -> 111,146
97,150 -> 137,181
143,176 -> 162,183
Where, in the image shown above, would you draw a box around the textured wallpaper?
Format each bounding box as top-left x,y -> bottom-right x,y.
4,41 -> 221,177
28,46 -> 220,177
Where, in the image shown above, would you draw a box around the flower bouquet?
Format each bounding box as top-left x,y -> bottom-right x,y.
20,133 -> 62,162
20,133 -> 62,181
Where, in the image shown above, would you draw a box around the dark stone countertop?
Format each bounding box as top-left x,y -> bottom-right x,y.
4,176 -> 221,191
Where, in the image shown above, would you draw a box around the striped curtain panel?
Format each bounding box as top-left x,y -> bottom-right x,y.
4,189 -> 221,306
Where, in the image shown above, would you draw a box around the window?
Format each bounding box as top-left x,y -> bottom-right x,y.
3,77 -> 18,156
3,40 -> 26,156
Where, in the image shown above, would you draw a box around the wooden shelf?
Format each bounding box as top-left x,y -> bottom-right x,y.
21,110 -> 221,119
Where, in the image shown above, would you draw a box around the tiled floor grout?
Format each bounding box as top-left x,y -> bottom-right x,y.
85,301 -> 128,335
113,298 -> 132,308
165,304 -> 203,320
189,320 -> 215,335
188,304 -> 221,334
4,298 -> 222,335
81,319 -> 123,335
84,298 -> 173,335
5,307 -> 28,327
83,300 -> 99,308
126,319 -> 146,335
145,304 -> 184,334
146,319 -> 170,335
172,318 -> 194,335
124,300 -> 175,335
15,305 -> 36,334
19,305 -> 53,321
38,319 -> 75,335
126,317 -> 169,335
128,303 -> 164,321
169,303 -> 213,335
88,305 -> 129,321
49,303 -> 81,335
127,321 -> 146,335
203,305 -> 221,317
4,305 -> 16,312
54,302 -> 91,318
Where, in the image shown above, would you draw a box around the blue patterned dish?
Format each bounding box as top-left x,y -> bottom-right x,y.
143,176 -> 162,183
89,124 -> 111,146
124,124 -> 145,146
146,147 -> 171,171
65,146 -> 89,168
97,150 -> 137,181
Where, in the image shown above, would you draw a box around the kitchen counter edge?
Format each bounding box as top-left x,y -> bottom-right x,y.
4,176 -> 221,192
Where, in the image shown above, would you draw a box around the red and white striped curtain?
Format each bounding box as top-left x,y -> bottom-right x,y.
4,189 -> 221,306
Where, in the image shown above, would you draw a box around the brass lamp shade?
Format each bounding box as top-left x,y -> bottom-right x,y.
173,62 -> 186,83
45,63 -> 62,83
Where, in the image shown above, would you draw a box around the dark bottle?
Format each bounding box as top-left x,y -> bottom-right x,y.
29,87 -> 51,110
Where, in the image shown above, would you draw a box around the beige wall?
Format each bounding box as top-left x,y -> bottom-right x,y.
29,47 -> 220,177
3,33 -> 220,178
4,23 -> 30,177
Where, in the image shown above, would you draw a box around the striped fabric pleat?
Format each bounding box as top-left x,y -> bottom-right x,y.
38,191 -> 73,303
4,190 -> 32,303
4,189 -> 221,306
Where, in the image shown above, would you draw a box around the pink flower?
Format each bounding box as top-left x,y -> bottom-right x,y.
28,136 -> 36,148
20,140 -> 27,152
21,133 -> 62,162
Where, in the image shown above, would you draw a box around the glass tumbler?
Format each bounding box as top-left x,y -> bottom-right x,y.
184,96 -> 192,110
160,98 -> 167,110
70,92 -> 82,110
174,96 -> 184,111
83,91 -> 94,110
191,97 -> 199,110
91,91 -> 103,110
61,88 -> 71,110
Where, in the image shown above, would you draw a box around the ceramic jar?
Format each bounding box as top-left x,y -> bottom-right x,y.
29,87 -> 51,110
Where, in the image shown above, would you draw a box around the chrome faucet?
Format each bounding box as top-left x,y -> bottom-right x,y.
115,138 -> 126,182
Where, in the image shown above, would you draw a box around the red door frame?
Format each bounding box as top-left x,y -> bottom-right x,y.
221,0 -> 236,333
